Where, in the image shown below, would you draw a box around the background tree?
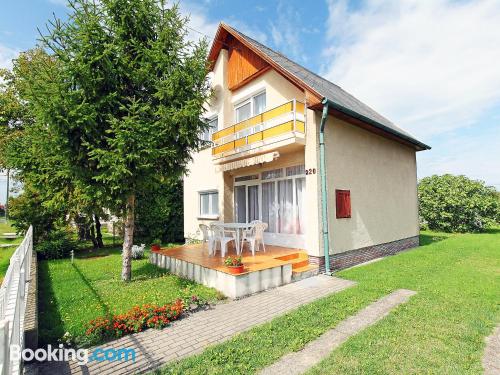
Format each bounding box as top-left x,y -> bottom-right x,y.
418,174 -> 499,232
32,0 -> 210,280
0,49 -> 106,245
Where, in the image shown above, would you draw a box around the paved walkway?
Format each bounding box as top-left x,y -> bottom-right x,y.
260,289 -> 417,375
483,325 -> 500,375
32,275 -> 355,375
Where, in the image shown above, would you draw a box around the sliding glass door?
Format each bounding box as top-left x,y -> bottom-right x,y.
234,165 -> 306,248
234,184 -> 260,223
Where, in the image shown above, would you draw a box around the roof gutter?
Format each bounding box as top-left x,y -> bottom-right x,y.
322,98 -> 431,151
319,98 -> 332,275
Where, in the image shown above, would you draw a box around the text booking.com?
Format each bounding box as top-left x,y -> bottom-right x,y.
11,344 -> 136,365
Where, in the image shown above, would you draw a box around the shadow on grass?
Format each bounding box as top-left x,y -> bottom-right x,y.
38,261 -> 65,347
75,245 -> 121,259
420,233 -> 448,246
483,227 -> 500,235
71,262 -> 110,318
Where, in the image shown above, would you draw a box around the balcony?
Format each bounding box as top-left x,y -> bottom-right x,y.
212,99 -> 305,161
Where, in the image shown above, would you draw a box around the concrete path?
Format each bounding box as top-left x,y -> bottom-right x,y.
260,289 -> 417,375
483,325 -> 500,375
31,275 -> 355,375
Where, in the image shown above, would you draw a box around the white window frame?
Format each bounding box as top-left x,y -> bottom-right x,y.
200,115 -> 218,145
233,164 -> 305,234
198,190 -> 219,219
234,90 -> 266,123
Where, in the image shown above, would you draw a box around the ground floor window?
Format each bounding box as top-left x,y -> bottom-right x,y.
199,190 -> 219,216
234,165 -> 306,235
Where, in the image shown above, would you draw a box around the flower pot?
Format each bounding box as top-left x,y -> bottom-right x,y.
151,244 -> 161,252
226,265 -> 245,274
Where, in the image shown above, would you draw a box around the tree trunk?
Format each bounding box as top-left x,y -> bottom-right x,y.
89,218 -> 98,249
94,214 -> 104,248
122,194 -> 135,281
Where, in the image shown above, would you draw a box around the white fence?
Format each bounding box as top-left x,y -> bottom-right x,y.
0,226 -> 33,375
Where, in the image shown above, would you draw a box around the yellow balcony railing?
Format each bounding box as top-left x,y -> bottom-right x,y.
212,99 -> 305,158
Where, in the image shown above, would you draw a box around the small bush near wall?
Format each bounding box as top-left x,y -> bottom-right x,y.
418,174 -> 499,233
35,230 -> 77,260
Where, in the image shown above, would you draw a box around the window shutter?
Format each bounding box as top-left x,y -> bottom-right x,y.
335,190 -> 351,219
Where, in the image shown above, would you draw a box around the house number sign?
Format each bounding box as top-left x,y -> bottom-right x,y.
305,168 -> 316,175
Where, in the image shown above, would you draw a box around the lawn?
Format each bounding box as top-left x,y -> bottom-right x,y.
159,229 -> 500,374
39,246 -> 221,347
0,221 -> 22,283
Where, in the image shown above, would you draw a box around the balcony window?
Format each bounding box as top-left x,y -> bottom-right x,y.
200,116 -> 218,143
235,102 -> 251,122
235,91 -> 266,123
253,92 -> 266,115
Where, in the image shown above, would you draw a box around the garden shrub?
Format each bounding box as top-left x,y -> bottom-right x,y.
131,244 -> 145,259
418,174 -> 499,232
35,229 -> 77,260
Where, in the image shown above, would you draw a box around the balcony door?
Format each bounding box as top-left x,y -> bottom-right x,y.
234,183 -> 260,224
234,165 -> 306,249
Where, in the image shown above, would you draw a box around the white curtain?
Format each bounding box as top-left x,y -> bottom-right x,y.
278,179 -> 294,234
248,185 -> 259,222
253,93 -> 266,115
295,178 -> 305,234
262,182 -> 276,232
235,186 -> 246,222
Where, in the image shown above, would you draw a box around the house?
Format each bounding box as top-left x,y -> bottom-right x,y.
152,23 -> 429,298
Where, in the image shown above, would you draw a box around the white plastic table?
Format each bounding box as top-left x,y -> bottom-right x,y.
218,222 -> 254,255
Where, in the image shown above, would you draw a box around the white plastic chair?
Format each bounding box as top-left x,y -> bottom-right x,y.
241,221 -> 268,256
199,224 -> 216,256
212,224 -> 235,258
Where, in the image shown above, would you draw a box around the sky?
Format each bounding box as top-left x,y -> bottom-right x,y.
1,0 -> 499,203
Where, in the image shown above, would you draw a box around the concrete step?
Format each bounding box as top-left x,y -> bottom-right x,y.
291,264 -> 319,282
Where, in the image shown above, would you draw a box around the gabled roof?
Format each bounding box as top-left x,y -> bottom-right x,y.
209,23 -> 430,151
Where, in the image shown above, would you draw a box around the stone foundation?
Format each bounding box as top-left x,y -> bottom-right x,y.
24,253 -> 38,351
309,236 -> 419,272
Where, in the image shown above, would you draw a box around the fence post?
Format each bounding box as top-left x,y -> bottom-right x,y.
0,319 -> 10,375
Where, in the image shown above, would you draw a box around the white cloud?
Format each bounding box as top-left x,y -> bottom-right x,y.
179,2 -> 268,46
47,0 -> 68,6
0,44 -> 19,70
417,124 -> 500,189
322,0 -> 500,188
322,0 -> 500,140
268,1 -> 305,62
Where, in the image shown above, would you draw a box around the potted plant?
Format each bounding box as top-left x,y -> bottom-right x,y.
224,256 -> 244,274
151,239 -> 161,252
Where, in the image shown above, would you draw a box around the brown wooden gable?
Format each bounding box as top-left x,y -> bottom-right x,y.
226,36 -> 269,91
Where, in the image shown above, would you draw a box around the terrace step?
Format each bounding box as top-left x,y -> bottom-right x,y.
291,264 -> 319,282
288,257 -> 310,269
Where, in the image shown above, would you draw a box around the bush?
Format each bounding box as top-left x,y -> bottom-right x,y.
418,174 -> 499,233
131,244 -> 145,259
8,184 -> 67,242
36,230 -> 77,260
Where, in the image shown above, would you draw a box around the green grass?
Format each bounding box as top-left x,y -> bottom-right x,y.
159,229 -> 500,374
39,246 -> 221,346
0,221 -> 22,247
0,221 -> 21,282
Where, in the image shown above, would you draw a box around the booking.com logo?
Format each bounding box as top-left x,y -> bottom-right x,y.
11,344 -> 136,365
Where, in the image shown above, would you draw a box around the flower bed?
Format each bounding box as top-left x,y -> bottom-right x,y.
84,296 -> 204,343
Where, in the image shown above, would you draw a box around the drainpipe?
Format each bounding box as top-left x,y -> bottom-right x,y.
319,98 -> 332,275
